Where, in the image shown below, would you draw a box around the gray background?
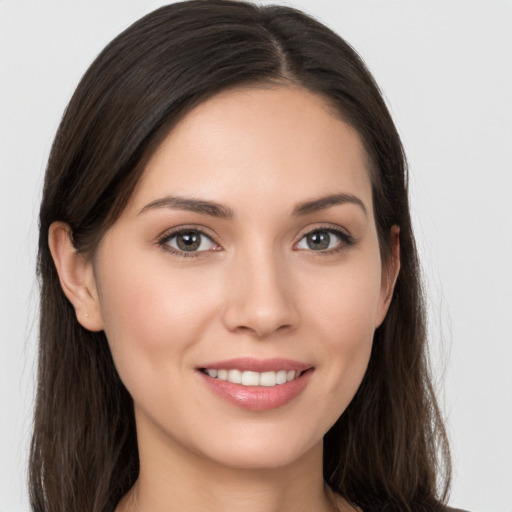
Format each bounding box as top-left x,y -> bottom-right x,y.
1,1 -> 511,511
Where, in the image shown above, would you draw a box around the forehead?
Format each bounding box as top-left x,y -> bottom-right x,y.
127,86 -> 372,219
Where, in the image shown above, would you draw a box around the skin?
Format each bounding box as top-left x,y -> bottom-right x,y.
49,86 -> 400,512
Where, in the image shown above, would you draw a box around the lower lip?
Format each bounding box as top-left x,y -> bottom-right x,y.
197,370 -> 313,411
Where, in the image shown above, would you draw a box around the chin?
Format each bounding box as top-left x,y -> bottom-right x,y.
194,426 -> 323,470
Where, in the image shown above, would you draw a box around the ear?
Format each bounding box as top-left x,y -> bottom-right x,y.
48,222 -> 104,332
375,225 -> 401,328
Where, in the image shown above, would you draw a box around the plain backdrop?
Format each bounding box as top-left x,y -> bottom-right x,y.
1,1 -> 511,511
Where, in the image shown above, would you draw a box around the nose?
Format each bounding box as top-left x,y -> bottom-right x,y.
221,246 -> 299,339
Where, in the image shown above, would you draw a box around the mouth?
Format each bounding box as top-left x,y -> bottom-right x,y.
199,368 -> 307,387
196,358 -> 314,411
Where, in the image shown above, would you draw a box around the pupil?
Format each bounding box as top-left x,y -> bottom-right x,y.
177,232 -> 200,251
307,231 -> 330,250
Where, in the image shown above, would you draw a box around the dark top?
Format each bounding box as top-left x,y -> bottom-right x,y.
364,507 -> 469,512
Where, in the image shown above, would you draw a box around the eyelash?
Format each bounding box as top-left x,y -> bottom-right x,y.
295,226 -> 354,255
157,226 -> 218,258
157,225 -> 354,258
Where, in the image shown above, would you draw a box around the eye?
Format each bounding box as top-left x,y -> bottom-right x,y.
295,228 -> 351,252
159,228 -> 219,255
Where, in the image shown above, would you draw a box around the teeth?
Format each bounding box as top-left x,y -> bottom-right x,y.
259,371 -> 276,387
241,371 -> 260,386
203,368 -> 299,387
276,370 -> 287,385
228,369 -> 242,384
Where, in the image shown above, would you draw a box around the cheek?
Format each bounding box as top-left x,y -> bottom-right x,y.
304,251 -> 382,347
300,253 -> 382,414
95,249 -> 222,379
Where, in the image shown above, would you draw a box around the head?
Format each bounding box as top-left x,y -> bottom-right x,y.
32,2 -> 450,512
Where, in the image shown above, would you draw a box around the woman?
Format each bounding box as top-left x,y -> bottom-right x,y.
32,1 -> 458,511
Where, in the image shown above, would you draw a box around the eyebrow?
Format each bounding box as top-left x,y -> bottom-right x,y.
293,193 -> 367,217
139,195 -> 234,219
138,192 -> 367,219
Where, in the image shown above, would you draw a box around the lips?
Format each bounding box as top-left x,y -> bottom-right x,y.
201,368 -> 301,387
197,358 -> 313,411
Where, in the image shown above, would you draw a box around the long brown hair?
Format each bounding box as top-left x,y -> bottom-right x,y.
32,1 -> 451,511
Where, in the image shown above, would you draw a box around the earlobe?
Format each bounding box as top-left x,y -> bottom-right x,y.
48,222 -> 104,332
375,225 -> 401,328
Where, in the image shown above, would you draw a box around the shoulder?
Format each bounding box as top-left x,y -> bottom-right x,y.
362,506 -> 472,512
358,505 -> 472,512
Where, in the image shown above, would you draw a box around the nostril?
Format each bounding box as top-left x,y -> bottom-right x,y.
230,321 -> 295,339
220,272 -> 299,337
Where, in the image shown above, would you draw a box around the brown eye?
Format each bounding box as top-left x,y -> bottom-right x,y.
176,231 -> 201,251
162,229 -> 217,253
295,228 -> 351,252
305,231 -> 331,250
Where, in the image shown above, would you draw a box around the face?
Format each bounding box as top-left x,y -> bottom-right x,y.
90,86 -> 396,470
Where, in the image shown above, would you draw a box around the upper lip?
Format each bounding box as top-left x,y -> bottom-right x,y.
198,357 -> 312,373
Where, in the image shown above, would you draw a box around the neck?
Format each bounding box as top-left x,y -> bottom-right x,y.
117,420 -> 341,512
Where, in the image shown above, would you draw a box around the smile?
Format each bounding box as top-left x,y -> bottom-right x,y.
200,368 -> 302,387
197,358 -> 314,411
